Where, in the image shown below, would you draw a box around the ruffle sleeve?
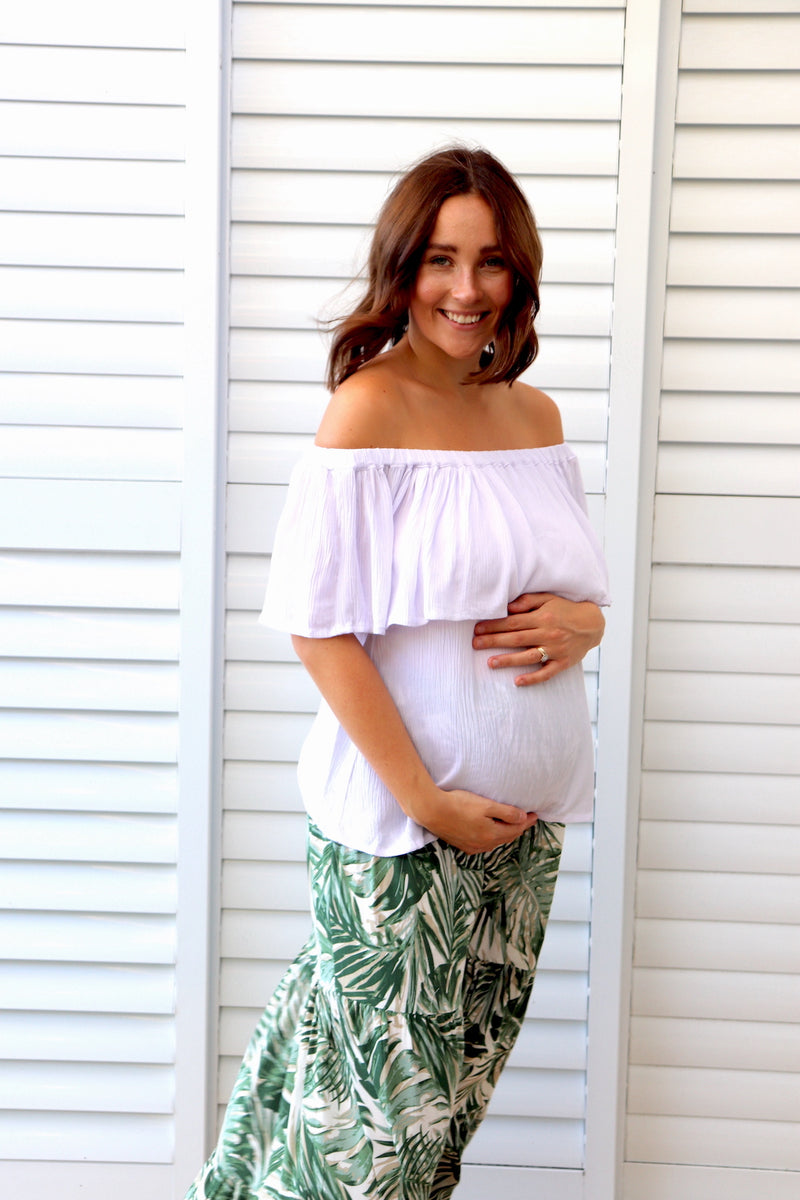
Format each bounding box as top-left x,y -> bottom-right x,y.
260,452 -> 396,636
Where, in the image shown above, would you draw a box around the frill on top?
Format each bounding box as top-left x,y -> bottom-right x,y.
260,443 -> 610,638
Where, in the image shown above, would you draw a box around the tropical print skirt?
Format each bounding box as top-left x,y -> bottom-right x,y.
186,818 -> 564,1200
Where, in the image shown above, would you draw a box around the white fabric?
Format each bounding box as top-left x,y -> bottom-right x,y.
261,443 -> 610,855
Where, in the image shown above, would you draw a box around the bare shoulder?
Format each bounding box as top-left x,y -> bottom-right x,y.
508,382 -> 564,447
315,362 -> 405,449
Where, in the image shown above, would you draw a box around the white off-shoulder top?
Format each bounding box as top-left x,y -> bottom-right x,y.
261,443 -> 610,856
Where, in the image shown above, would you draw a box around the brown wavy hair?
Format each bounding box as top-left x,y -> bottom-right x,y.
326,146 -> 543,391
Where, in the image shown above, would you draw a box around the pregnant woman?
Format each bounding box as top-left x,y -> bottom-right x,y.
186,146 -> 609,1200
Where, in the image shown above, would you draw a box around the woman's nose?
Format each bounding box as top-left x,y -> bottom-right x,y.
451,268 -> 481,302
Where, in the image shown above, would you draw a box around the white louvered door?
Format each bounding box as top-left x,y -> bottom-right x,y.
222,2 -> 623,1193
624,5 -> 800,1198
0,3 -> 224,1197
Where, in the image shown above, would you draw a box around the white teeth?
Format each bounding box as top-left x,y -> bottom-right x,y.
443,310 -> 482,325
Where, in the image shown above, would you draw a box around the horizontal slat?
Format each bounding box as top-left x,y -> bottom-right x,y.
222,760 -> 302,811
0,812 -> 176,864
635,868 -> 799,923
0,46 -> 185,105
230,276 -> 613,338
673,127 -> 800,181
628,1065 -> 800,1122
0,1012 -> 174,1063
0,762 -> 176,813
465,1114 -> 583,1169
1,158 -> 183,216
626,1113 -> 800,1171
221,909 -> 590,971
0,552 -> 180,609
665,287 -> 798,341
228,382 -> 609,441
235,0 -> 623,6
639,771 -> 800,826
624,1162 -> 800,1200
233,6 -> 623,64
221,810 -> 593,872
232,115 -> 621,174
220,958 -> 588,1020
645,670 -> 800,725
0,213 -> 184,269
0,481 -> 180,551
0,1111 -> 172,1163
221,859 -> 590,922
650,564 -> 800,623
0,320 -> 181,375
0,427 -> 182,481
680,14 -> 800,69
0,102 -> 183,160
0,711 -> 178,763
2,1 -> 185,47
0,912 -> 175,963
0,609 -> 179,661
0,862 -> 175,913
232,171 -> 618,230
667,235 -> 800,288
0,267 -> 183,322
637,821 -> 800,876
632,967 -> 800,1024
659,394 -> 800,445
676,71 -> 800,126
0,1163 -> 173,1200
481,1067 -> 585,1119
652,495 -> 800,567
224,710 -> 311,761
647,621 -> 800,674
671,181 -> 800,234
663,335 -> 800,394
234,62 -> 623,121
633,917 -> 800,973
0,660 -> 179,712
230,224 -> 616,284
0,962 -> 174,1014
630,1015 -> 800,1072
230,328 -> 612,391
644,720 -> 800,775
0,374 -> 182,428
658,443 -> 800,496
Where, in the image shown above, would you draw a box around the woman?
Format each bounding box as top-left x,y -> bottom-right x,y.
187,147 -> 608,1200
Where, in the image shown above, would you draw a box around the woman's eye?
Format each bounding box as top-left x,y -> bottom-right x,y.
428,255 -> 450,267
483,257 -> 506,269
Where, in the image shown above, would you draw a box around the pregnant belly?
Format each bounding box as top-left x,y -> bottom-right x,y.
366,620 -> 595,818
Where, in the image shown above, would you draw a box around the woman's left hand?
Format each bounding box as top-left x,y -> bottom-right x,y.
472,592 -> 605,687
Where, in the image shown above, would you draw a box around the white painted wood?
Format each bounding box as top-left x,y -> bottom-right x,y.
665,286 -> 799,340
639,770 -> 800,825
644,670 -> 800,724
234,5 -> 624,63
680,14 -> 800,69
0,319 -> 182,375
634,868 -> 800,922
0,1012 -> 175,1062
1,157 -> 183,215
668,234 -> 800,286
677,69 -> 800,125
0,213 -> 184,268
670,181 -> 800,233
1,862 -> 176,914
0,1164 -> 173,1200
0,101 -> 184,159
0,427 -> 182,481
673,126 -> 800,180
629,1015 -> 800,1071
0,552 -> 180,609
0,267 -> 183,322
647,620 -> 800,674
235,0 -> 622,5
650,563 -> 800,623
652,495 -> 800,567
625,1114 -> 800,1171
2,1060 -> 173,1113
633,918 -> 800,974
0,962 -> 175,1014
625,1162 -> 800,1200
0,480 -> 180,552
1,812 -> 176,863
3,1 -> 186,46
0,374 -> 182,427
659,393 -> 800,444
0,712 -> 178,764
0,761 -> 177,813
0,609 -> 180,661
631,967 -> 800,1024
465,1116 -> 583,1168
233,114 -> 622,173
0,1112 -> 173,1163
643,720 -> 800,775
0,46 -> 185,104
629,1065 -> 800,1122
655,442 -> 800,496
0,912 -> 175,963
234,61 -> 624,119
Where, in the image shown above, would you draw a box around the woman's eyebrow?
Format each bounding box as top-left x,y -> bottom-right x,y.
426,242 -> 502,253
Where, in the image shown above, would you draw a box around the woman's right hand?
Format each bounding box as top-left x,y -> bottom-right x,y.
412,788 -> 538,855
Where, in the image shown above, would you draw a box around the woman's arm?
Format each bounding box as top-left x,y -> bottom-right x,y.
292,632 -> 537,854
473,592 -> 606,687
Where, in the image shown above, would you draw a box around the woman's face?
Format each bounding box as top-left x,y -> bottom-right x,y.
407,192 -> 513,365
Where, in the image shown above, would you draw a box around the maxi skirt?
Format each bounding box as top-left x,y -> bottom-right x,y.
185,818 -> 564,1200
